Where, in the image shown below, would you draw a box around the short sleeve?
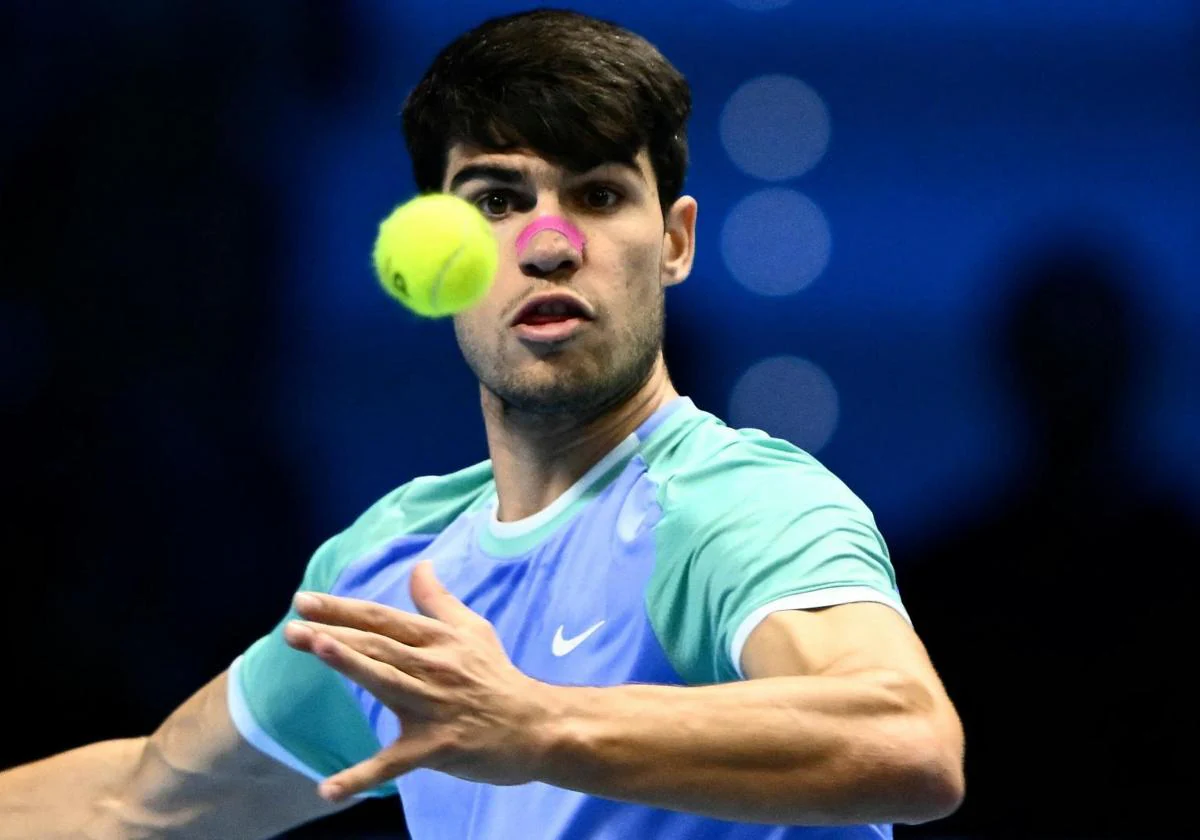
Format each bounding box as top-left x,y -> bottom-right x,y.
645,440 -> 907,685
228,535 -> 395,797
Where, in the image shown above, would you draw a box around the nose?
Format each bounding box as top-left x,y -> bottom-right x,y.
518,225 -> 583,279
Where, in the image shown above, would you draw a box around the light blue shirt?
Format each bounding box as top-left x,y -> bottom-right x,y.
230,398 -> 905,839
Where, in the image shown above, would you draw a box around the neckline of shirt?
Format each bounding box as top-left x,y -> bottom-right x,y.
484,397 -> 696,540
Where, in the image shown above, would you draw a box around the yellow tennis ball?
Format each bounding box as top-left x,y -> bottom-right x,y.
372,194 -> 498,317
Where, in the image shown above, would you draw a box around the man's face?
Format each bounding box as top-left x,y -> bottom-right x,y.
442,144 -> 692,417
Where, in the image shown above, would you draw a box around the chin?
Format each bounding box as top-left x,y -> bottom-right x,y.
492,371 -> 615,417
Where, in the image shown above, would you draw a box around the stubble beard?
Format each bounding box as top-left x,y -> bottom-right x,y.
457,293 -> 664,423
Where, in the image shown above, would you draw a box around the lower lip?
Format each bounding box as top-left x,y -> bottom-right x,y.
513,317 -> 587,343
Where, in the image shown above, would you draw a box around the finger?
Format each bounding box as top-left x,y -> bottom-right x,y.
295,627 -> 431,716
284,620 -> 425,674
319,733 -> 441,802
410,561 -> 479,627
293,592 -> 448,646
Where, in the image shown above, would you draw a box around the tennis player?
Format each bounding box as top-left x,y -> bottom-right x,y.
0,9 -> 963,839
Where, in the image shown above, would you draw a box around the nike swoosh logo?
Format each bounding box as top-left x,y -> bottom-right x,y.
552,620 -> 606,657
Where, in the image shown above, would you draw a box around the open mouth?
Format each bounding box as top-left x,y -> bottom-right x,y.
512,294 -> 592,325
511,294 -> 594,343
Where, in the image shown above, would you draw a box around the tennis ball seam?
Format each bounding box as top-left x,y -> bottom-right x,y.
373,194 -> 496,318
428,243 -> 466,314
430,207 -> 483,314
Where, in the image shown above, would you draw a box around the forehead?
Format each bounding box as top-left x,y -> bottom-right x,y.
443,144 -> 654,188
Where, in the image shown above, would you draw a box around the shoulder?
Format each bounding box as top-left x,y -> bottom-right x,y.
641,405 -> 895,609
638,407 -> 899,683
311,460 -> 495,588
643,406 -> 875,529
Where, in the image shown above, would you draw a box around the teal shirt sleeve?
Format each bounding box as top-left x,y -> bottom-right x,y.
229,534 -> 394,797
646,435 -> 906,685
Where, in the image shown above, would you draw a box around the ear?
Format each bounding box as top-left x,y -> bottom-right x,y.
661,195 -> 697,288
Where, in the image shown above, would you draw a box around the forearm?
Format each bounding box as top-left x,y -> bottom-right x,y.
0,738 -> 145,840
538,672 -> 963,826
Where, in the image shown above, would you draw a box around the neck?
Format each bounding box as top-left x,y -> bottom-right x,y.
483,356 -> 679,523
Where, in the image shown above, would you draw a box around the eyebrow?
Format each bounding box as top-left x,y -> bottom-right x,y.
447,161 -> 646,193
602,161 -> 646,185
448,165 -> 525,192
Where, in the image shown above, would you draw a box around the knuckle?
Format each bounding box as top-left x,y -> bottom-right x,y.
363,602 -> 392,629
413,620 -> 443,644
421,652 -> 456,677
421,654 -> 468,687
363,634 -> 392,662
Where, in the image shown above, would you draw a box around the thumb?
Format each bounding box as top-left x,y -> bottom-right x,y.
410,561 -> 476,625
319,727 -> 441,802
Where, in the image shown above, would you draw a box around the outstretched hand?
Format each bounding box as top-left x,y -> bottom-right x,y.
283,561 -> 555,801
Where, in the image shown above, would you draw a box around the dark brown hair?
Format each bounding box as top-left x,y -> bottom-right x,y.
402,8 -> 691,216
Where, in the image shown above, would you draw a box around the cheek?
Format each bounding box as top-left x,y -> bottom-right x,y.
487,222 -> 522,274
480,246 -> 525,310
457,303 -> 490,332
621,242 -> 665,290
461,271 -> 512,330
452,305 -> 489,348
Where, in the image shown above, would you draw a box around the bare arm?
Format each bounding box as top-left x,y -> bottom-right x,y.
0,671 -> 349,840
0,739 -> 145,839
535,604 -> 964,825
284,568 -> 964,825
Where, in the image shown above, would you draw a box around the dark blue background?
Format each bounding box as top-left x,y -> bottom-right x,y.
275,1 -> 1200,541
2,2 -> 1196,838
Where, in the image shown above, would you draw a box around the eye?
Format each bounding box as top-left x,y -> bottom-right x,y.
581,184 -> 623,211
475,190 -> 517,219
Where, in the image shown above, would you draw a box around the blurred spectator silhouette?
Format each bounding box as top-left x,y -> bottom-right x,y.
899,228 -> 1199,838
